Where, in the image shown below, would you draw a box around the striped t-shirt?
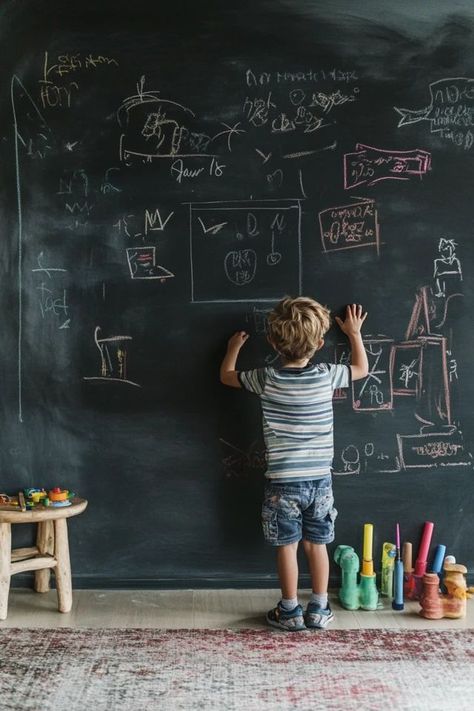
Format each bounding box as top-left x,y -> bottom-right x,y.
238,363 -> 351,482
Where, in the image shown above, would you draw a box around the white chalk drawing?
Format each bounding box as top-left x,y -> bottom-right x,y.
144,208 -> 174,234
38,51 -> 118,110
117,76 -> 215,163
224,249 -> 257,286
100,167 -> 122,194
220,438 -> 266,479
336,337 -> 393,412
188,199 -> 302,303
83,327 -> 141,388
394,78 -> 474,151
11,75 -> 55,422
434,238 -> 462,298
32,253 -> 70,330
210,122 -> 246,151
126,247 -> 174,281
242,77 -> 359,136
244,307 -> 280,365
333,442 -> 401,477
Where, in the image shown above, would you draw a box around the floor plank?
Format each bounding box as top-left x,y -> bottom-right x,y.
1,588 -> 473,629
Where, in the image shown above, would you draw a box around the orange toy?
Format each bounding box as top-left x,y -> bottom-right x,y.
48,488 -> 69,502
419,562 -> 474,619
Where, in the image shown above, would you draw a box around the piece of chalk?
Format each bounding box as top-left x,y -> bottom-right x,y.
402,542 -> 413,572
414,522 -> 434,576
430,544 -> 447,574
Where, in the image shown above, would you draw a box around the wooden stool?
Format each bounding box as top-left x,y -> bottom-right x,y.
0,498 -> 87,620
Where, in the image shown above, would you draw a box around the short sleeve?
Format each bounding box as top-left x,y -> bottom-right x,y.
238,368 -> 267,395
326,363 -> 351,390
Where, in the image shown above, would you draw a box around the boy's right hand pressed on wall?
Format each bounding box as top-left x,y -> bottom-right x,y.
335,304 -> 367,336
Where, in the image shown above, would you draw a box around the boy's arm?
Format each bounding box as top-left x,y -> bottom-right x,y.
335,304 -> 369,381
219,331 -> 249,388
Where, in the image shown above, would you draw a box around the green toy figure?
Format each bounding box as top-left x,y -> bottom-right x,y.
334,544 -> 379,611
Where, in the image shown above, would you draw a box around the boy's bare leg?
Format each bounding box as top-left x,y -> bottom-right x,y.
303,540 -> 329,595
276,542 -> 299,599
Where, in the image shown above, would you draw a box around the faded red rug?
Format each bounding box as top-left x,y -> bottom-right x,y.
1,628 -> 473,710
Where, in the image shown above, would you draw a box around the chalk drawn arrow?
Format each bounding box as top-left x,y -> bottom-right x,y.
197,217 -> 228,235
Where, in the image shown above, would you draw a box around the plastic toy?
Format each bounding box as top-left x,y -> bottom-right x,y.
22,487 -> 75,509
0,488 -> 76,511
419,562 -> 474,619
381,542 -> 396,597
334,544 -> 379,611
24,488 -> 47,506
47,488 -> 74,507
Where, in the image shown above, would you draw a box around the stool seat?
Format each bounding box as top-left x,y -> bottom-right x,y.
0,497 -> 88,620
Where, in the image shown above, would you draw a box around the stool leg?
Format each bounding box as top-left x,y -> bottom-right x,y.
54,518 -> 72,613
35,520 -> 54,593
0,523 -> 12,620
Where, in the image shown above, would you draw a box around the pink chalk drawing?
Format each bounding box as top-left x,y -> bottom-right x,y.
331,256 -> 472,472
318,198 -> 380,254
404,284 -> 461,340
393,274 -> 470,469
343,144 -> 431,189
391,342 -> 422,397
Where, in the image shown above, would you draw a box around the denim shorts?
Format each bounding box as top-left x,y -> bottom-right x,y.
261,476 -> 337,546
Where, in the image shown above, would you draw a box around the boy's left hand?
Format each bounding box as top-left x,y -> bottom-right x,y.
335,304 -> 367,336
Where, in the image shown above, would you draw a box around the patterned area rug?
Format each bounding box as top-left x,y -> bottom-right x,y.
1,628 -> 473,710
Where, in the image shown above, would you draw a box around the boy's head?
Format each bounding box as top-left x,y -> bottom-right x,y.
267,296 -> 330,362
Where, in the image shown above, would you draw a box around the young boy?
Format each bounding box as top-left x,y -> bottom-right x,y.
220,297 -> 368,631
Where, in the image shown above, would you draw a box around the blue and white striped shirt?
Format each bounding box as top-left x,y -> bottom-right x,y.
238,363 -> 351,482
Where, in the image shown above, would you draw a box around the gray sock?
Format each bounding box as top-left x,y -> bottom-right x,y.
280,597 -> 298,611
310,592 -> 328,609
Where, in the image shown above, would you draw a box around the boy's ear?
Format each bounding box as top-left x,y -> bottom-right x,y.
318,338 -> 324,350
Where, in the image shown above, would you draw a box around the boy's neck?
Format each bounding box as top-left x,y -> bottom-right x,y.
281,357 -> 310,368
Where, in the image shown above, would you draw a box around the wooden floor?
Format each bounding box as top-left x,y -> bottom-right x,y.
1,588 -> 474,629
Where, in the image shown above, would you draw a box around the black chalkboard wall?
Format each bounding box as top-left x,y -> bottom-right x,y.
1,0 -> 474,588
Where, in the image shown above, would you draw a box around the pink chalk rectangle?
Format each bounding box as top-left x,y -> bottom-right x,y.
344,144 -> 431,189
318,200 -> 379,254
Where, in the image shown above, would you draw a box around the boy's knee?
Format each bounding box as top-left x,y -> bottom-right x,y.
277,541 -> 299,552
303,539 -> 326,550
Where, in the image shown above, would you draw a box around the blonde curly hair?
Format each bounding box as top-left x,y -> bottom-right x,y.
267,296 -> 330,361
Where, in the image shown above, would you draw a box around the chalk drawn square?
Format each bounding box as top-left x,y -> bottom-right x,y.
318,199 -> 379,254
188,200 -> 302,302
397,430 -> 471,470
392,342 -> 423,397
